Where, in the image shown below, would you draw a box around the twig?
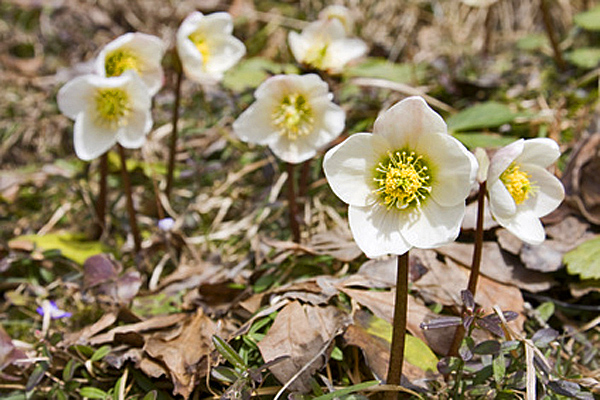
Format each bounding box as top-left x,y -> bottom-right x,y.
540,0 -> 566,71
384,252 -> 409,400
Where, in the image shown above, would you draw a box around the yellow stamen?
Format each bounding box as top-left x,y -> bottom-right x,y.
272,93 -> 314,140
188,31 -> 210,65
94,88 -> 131,129
500,162 -> 536,204
374,151 -> 431,210
304,44 -> 329,69
105,50 -> 140,77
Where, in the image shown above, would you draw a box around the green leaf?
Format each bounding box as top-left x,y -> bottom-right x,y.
492,354 -> 506,384
212,335 -> 247,371
344,58 -> 425,84
9,232 -> 109,265
62,359 -> 81,382
90,345 -> 111,362
536,301 -> 555,322
222,57 -> 298,92
566,48 -> 600,69
26,362 -> 49,391
453,132 -> 516,149
516,33 -> 549,51
311,380 -> 379,400
574,6 -> 600,31
362,314 -> 438,372
564,236 -> 600,279
79,387 -> 108,399
447,102 -> 516,132
141,391 -> 157,400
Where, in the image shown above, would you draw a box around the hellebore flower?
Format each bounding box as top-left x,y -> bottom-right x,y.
487,138 -> 564,245
96,32 -> 166,96
57,71 -> 153,161
36,301 -> 71,319
323,96 -> 478,258
176,11 -> 246,83
318,5 -> 355,34
232,74 -> 345,164
288,18 -> 367,73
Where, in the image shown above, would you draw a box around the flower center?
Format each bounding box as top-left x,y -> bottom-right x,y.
188,31 -> 210,65
272,93 -> 314,140
500,162 -> 536,205
105,50 -> 140,77
304,44 -> 329,69
94,88 -> 131,129
374,150 -> 431,210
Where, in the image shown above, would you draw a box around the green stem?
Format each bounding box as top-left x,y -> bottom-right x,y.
286,163 -> 301,243
118,145 -> 141,253
384,252 -> 409,400
448,181 -> 486,356
166,63 -> 183,200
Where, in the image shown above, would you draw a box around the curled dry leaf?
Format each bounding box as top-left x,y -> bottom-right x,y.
305,226 -> 363,262
257,301 -> 347,393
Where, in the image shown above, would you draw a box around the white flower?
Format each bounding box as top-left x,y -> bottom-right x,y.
288,19 -> 367,73
487,138 -> 565,245
232,74 -> 345,164
176,11 -> 246,83
57,71 -> 153,161
96,32 -> 166,96
318,5 -> 354,34
323,97 -> 478,258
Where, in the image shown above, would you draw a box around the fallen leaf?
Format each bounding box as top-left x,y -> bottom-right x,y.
89,314 -> 187,346
59,312 -> 118,347
257,301 -> 347,392
143,309 -> 217,399
305,227 -> 363,262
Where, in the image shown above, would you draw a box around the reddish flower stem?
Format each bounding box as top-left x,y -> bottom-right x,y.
166,61 -> 183,200
385,252 -> 409,400
118,145 -> 141,253
540,0 -> 566,71
286,163 -> 301,243
94,153 -> 108,237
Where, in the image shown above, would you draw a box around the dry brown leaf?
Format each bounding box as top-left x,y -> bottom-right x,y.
305,227 -> 363,262
88,313 -> 187,346
143,309 -> 218,399
257,301 -> 347,393
438,242 -> 553,292
59,312 -> 118,347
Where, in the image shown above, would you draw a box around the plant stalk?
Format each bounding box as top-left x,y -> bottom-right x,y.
166,60 -> 183,200
448,181 -> 486,356
540,0 -> 566,71
118,145 -> 142,253
286,163 -> 301,243
94,153 -> 108,237
384,252 -> 409,400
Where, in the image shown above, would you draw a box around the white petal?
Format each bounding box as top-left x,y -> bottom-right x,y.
117,109 -> 152,149
123,71 -> 152,110
523,165 -> 565,217
416,131 -> 477,207
516,138 -> 560,168
402,200 -> 464,248
57,76 -> 95,119
288,31 -> 307,63
324,38 -> 367,71
232,100 -> 278,145
178,12 -> 206,38
73,112 -> 117,161
373,97 -> 447,151
494,209 -> 545,245
199,12 -> 234,35
348,204 -> 412,258
204,35 -> 246,76
488,139 -> 523,183
311,99 -> 345,148
323,133 -> 381,206
268,134 -> 318,164
488,179 -> 517,219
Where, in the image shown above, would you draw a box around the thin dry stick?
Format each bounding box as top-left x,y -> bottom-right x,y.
540,0 -> 566,71
384,252 -> 409,400
118,145 -> 141,253
286,163 -> 301,243
166,57 -> 183,200
448,181 -> 487,356
94,153 -> 108,237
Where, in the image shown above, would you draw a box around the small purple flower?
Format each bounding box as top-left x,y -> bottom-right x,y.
36,301 -> 72,319
158,217 -> 175,231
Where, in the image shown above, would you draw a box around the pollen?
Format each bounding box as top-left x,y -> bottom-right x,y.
93,88 -> 131,129
500,162 -> 536,205
272,93 -> 314,140
105,50 -> 140,77
188,31 -> 210,65
374,151 -> 431,210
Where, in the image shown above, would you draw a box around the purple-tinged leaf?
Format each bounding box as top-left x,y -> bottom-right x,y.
461,290 -> 475,311
83,254 -> 119,289
473,340 -> 501,355
532,328 -> 559,348
419,316 -> 462,330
